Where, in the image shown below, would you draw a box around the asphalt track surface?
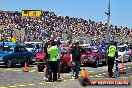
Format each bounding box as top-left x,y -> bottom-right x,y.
0,62 -> 131,88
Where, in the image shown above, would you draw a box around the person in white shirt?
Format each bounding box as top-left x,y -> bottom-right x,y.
57,39 -> 65,80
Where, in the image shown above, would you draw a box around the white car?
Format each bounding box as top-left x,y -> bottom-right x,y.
24,42 -> 43,52
117,45 -> 132,62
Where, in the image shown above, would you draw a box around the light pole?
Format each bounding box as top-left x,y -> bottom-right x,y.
105,0 -> 110,42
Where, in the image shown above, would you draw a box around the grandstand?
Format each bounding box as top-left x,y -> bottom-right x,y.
0,10 -> 132,43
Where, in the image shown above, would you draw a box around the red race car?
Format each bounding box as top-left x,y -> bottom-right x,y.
35,49 -> 46,72
60,47 -> 73,72
81,46 -> 107,67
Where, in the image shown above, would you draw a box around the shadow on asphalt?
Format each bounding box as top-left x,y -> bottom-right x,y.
81,64 -> 106,68
0,64 -> 35,68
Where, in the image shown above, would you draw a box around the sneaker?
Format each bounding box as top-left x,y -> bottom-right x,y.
110,76 -> 115,78
43,77 -> 47,81
43,77 -> 49,81
71,75 -> 75,79
58,77 -> 63,80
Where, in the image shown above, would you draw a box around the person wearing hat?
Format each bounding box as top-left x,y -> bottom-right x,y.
71,42 -> 86,79
47,41 -> 59,81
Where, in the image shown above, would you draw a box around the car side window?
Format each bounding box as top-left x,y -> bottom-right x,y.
98,48 -> 101,52
20,47 -> 28,52
126,47 -> 129,51
102,48 -> 106,52
14,47 -> 21,53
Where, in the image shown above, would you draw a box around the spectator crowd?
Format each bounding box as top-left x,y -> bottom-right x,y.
0,10 -> 132,43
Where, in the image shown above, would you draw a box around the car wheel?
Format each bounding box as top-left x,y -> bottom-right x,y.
129,55 -> 132,62
21,60 -> 29,67
38,66 -> 44,72
94,59 -> 99,68
61,62 -> 67,72
5,60 -> 12,68
102,60 -> 107,66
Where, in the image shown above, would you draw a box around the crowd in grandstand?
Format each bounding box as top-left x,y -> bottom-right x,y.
0,11 -> 132,43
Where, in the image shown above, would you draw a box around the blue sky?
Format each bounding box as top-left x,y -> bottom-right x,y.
0,0 -> 132,28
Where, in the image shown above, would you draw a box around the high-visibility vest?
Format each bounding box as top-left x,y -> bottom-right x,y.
124,44 -> 129,47
48,46 -> 58,61
108,45 -> 116,57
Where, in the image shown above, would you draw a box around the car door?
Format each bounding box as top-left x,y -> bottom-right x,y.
13,46 -> 22,64
100,48 -> 107,62
98,48 -> 104,62
124,47 -> 130,61
20,46 -> 31,62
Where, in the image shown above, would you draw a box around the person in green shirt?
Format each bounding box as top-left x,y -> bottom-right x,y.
48,41 -> 59,81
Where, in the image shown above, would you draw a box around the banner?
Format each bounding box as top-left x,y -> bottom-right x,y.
21,10 -> 41,17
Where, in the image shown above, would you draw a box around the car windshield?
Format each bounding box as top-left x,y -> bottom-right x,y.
0,46 -> 14,52
118,47 -> 126,52
92,47 -> 98,52
66,49 -> 72,54
84,48 -> 92,53
25,44 -> 34,48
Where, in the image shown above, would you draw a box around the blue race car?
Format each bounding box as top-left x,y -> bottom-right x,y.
0,42 -> 34,67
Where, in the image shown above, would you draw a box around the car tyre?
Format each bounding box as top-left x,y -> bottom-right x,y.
5,60 -> 12,68
61,62 -> 67,72
129,55 -> 132,62
102,60 -> 107,66
21,60 -> 29,67
38,66 -> 44,72
94,59 -> 99,68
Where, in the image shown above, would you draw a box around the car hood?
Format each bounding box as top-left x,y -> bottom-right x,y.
82,53 -> 95,57
26,48 -> 34,51
0,52 -> 12,57
118,52 -> 125,56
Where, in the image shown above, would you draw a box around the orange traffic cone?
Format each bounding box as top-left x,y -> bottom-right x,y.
23,62 -> 29,72
120,54 -> 126,74
84,71 -> 89,78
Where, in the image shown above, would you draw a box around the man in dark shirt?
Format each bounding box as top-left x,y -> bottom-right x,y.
43,40 -> 50,81
71,42 -> 86,79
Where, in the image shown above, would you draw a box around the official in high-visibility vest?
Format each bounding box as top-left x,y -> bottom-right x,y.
124,42 -> 130,49
48,41 -> 59,81
107,42 -> 118,77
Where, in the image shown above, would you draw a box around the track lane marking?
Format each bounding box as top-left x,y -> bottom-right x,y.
9,86 -> 17,88
4,69 -> 13,71
129,76 -> 132,78
27,84 -> 34,86
13,70 -> 22,72
89,76 -> 94,78
102,73 -> 107,74
17,84 -> 26,87
38,82 -> 46,85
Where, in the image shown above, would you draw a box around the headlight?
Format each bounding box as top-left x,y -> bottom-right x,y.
84,56 -> 95,61
81,55 -> 85,59
36,59 -> 40,62
89,56 -> 93,59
